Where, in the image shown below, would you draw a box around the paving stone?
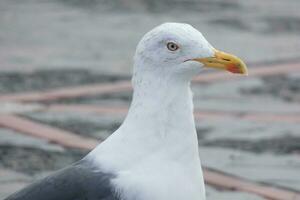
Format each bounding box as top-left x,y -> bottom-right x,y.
199,147 -> 300,191
0,145 -> 86,175
193,78 -> 265,99
0,168 -> 31,183
0,70 -> 129,93
0,128 -> 64,152
0,102 -> 43,114
0,168 -> 32,199
196,118 -> 300,141
206,186 -> 264,200
51,96 -> 131,106
193,79 -> 300,114
23,111 -> 124,140
0,182 -> 28,199
1,0 -> 300,74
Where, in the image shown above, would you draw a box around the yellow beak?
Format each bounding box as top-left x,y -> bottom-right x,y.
193,49 -> 248,75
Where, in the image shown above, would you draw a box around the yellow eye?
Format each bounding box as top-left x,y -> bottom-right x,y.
167,42 -> 179,51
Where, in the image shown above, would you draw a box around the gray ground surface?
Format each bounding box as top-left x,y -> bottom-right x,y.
1,0 -> 300,199
1,0 -> 300,74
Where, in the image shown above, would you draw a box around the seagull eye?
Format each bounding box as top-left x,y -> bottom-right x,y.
166,42 -> 179,51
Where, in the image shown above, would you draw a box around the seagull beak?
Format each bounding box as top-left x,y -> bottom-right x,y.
193,49 -> 248,75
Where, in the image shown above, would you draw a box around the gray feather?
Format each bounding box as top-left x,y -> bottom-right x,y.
5,160 -> 120,200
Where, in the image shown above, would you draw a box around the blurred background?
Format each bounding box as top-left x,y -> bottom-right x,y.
0,0 -> 300,199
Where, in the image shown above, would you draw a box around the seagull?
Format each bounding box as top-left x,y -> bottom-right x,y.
5,23 -> 247,200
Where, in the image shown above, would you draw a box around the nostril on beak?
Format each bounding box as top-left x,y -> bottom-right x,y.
222,58 -> 231,61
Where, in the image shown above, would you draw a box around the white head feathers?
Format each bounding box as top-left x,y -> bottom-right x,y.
133,23 -> 215,83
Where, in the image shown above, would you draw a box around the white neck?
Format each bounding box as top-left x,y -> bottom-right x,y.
88,68 -> 200,172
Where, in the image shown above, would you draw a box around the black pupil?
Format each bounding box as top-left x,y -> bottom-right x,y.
168,43 -> 177,50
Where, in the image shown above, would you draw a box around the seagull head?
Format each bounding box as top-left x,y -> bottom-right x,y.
133,23 -> 247,82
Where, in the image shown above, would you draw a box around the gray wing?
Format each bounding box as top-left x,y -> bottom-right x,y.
5,160 -> 120,200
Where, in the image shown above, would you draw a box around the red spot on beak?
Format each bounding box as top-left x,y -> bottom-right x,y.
227,64 -> 241,74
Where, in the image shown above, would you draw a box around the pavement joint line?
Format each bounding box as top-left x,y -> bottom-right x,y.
0,62 -> 299,103
203,168 -> 300,200
194,111 -> 300,123
0,114 -> 299,200
0,114 -> 99,150
0,81 -> 132,103
46,104 -> 300,123
193,61 -> 300,83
